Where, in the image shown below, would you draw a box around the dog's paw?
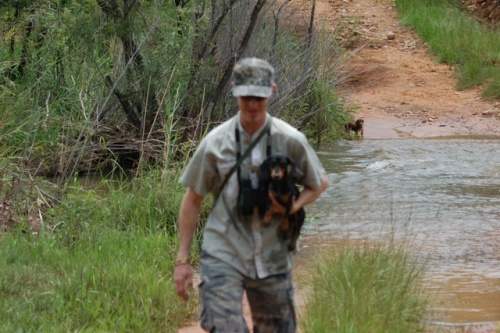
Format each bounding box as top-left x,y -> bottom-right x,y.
262,210 -> 273,224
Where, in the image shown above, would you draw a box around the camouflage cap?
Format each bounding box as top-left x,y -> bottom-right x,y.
232,57 -> 275,98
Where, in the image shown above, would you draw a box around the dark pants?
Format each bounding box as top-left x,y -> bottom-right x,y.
199,253 -> 296,333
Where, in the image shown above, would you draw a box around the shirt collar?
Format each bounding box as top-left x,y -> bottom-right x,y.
236,112 -> 270,139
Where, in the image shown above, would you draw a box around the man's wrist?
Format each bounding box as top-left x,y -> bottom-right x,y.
175,252 -> 191,266
175,258 -> 191,266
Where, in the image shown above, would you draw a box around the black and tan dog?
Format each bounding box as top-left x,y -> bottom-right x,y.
260,153 -> 305,252
344,118 -> 364,137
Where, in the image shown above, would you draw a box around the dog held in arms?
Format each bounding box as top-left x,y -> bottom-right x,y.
344,118 -> 364,137
260,153 -> 305,252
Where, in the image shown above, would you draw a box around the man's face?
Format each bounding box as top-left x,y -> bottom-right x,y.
237,96 -> 269,127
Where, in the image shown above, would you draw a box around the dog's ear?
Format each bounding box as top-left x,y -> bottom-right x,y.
259,157 -> 271,183
291,165 -> 303,182
286,157 -> 303,182
286,157 -> 297,175
260,157 -> 270,174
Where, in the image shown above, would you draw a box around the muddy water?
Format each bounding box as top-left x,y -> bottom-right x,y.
306,137 -> 500,326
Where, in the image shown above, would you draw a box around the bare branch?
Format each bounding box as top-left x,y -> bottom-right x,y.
205,0 -> 268,119
307,0 -> 316,49
269,0 -> 291,62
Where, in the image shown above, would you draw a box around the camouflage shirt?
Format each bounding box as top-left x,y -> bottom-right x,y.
179,112 -> 326,279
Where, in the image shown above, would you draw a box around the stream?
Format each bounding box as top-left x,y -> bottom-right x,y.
306,136 -> 500,328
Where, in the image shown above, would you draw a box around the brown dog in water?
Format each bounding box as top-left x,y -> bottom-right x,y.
345,118 -> 364,137
260,153 -> 305,252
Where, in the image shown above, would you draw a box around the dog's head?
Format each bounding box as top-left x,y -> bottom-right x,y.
261,152 -> 295,182
355,118 -> 364,126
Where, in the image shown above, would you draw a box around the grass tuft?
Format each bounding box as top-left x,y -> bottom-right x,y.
301,241 -> 429,333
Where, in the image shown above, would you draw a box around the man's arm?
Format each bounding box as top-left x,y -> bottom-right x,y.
291,176 -> 329,213
174,188 -> 204,301
269,176 -> 329,215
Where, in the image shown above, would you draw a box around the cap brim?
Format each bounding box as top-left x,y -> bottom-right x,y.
233,85 -> 272,98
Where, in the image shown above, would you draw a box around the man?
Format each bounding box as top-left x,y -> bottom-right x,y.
174,57 -> 328,333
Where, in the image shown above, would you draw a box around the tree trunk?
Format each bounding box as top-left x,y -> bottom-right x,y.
105,76 -> 142,130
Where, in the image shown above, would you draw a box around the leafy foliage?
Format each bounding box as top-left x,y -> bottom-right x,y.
1,0 -> 347,178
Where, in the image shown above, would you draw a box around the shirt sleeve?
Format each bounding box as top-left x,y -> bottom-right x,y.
290,135 -> 326,190
179,138 -> 218,197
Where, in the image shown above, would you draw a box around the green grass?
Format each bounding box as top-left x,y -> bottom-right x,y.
0,169 -> 207,332
395,0 -> 500,99
0,230 -> 197,332
300,241 -> 429,333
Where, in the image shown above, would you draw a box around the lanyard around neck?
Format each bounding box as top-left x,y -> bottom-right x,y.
214,117 -> 273,205
235,121 -> 272,159
235,118 -> 272,183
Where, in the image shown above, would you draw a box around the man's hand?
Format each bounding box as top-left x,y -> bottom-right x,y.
174,263 -> 193,301
175,188 -> 203,301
